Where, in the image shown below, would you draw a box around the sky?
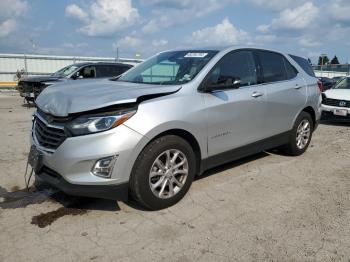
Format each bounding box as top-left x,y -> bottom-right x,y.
0,0 -> 349,63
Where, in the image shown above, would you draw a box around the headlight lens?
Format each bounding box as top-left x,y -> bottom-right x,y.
67,110 -> 136,136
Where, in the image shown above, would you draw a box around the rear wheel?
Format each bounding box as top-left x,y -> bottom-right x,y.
129,135 -> 196,210
281,111 -> 313,156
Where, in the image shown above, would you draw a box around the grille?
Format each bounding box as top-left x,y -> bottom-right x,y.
322,98 -> 350,108
33,116 -> 66,151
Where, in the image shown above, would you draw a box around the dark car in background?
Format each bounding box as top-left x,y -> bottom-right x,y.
17,62 -> 133,103
318,77 -> 336,91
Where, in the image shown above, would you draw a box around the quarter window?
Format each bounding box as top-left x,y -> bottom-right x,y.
289,55 -> 315,77
208,51 -> 257,88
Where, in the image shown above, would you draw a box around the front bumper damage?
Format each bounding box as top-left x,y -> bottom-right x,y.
31,120 -> 146,200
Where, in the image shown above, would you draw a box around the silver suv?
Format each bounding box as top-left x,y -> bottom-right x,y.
30,47 -> 321,210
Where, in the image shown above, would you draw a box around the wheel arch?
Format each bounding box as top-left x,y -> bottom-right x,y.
150,129 -> 202,176
302,106 -> 316,129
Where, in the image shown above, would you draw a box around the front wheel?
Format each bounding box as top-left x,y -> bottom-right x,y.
129,135 -> 196,210
281,111 -> 313,156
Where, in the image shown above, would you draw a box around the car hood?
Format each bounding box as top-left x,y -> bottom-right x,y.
20,76 -> 64,83
36,79 -> 181,117
324,89 -> 350,100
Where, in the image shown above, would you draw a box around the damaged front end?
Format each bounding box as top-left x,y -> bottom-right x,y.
27,79 -> 182,200
18,81 -> 51,103
29,102 -> 151,201
32,103 -> 137,153
32,82 -> 181,152
35,79 -> 182,117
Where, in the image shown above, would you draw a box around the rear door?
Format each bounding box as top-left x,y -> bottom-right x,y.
256,50 -> 307,136
204,50 -> 268,156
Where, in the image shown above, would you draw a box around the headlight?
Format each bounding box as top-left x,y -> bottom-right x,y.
67,110 -> 136,136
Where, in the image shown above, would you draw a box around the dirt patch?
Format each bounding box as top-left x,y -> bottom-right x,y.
31,207 -> 88,228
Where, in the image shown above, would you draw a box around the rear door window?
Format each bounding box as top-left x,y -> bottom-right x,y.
258,51 -> 291,83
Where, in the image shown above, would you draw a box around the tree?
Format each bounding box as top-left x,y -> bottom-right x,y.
330,56 -> 340,65
318,55 -> 329,65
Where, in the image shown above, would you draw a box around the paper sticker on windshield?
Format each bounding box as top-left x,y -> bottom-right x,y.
184,53 -> 208,58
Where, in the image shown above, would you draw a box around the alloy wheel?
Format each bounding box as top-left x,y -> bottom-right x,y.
149,149 -> 189,199
296,119 -> 311,150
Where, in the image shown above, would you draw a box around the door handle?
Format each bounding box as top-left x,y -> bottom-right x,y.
251,91 -> 264,98
294,84 -> 302,90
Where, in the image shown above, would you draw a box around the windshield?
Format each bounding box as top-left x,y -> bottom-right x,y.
334,78 -> 350,89
52,65 -> 79,77
118,50 -> 218,85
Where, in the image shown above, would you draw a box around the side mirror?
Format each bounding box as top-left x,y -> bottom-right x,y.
205,77 -> 241,92
71,72 -> 82,80
233,79 -> 241,86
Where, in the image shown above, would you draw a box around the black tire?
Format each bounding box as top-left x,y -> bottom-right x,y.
281,111 -> 313,156
129,135 -> 196,210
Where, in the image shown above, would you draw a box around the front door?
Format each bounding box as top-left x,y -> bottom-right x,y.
203,50 -> 268,157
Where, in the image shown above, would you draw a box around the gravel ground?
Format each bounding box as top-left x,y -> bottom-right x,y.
0,94 -> 349,262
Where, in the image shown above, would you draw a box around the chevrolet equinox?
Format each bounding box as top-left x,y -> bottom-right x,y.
29,47 -> 322,210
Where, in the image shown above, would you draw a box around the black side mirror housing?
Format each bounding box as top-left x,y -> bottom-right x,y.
205,78 -> 241,92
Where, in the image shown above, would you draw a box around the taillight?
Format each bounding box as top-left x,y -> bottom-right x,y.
317,80 -> 324,93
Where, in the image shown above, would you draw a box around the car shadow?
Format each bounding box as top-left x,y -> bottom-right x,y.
196,151 -> 270,181
21,102 -> 36,108
320,120 -> 350,127
57,151 -> 276,212
49,191 -> 120,212
123,152 -> 272,211
0,184 -> 120,212
1,151 -> 283,215
0,183 -> 121,228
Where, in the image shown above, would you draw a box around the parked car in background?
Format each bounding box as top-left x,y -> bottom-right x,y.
321,77 -> 350,121
17,62 -> 133,103
30,47 -> 321,210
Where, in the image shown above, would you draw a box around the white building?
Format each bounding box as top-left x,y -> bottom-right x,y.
0,53 -> 142,86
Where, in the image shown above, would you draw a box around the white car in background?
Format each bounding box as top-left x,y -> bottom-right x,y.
321,77 -> 350,121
